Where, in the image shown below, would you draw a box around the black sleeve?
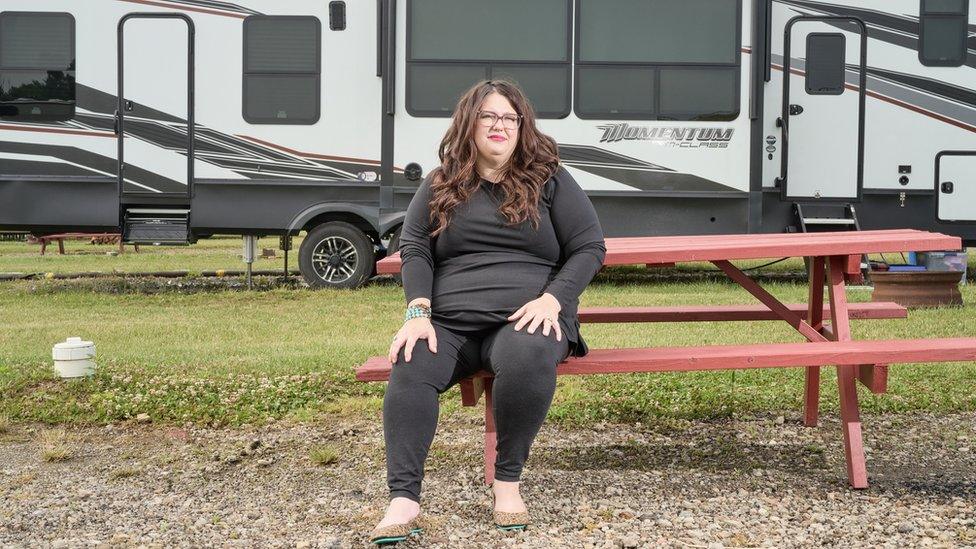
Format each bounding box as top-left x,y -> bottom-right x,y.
542,167 -> 607,310
398,177 -> 435,303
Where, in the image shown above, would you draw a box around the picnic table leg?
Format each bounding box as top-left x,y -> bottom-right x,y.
828,255 -> 869,489
58,238 -> 65,255
804,257 -> 826,427
40,239 -> 47,255
484,378 -> 497,486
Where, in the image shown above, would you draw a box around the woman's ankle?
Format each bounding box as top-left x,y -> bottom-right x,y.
385,497 -> 420,517
492,479 -> 521,494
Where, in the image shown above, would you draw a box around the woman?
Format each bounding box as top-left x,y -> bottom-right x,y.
370,80 -> 606,545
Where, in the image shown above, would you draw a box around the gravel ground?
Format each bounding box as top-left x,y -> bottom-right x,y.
1,411 -> 974,548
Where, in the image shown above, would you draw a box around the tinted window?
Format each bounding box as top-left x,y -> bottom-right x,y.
406,0 -> 571,118
577,66 -> 655,116
491,64 -> 570,116
407,64 -> 487,114
410,0 -> 568,61
244,75 -> 319,122
243,16 -> 320,124
923,0 -> 966,12
805,33 -> 845,95
918,0 -> 969,67
575,0 -> 740,120
578,0 -> 737,63
0,12 -> 75,121
659,68 -> 738,119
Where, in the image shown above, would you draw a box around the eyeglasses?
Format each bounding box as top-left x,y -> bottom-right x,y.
476,110 -> 522,129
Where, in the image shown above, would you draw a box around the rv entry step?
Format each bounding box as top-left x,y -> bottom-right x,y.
792,203 -> 861,234
122,208 -> 190,245
792,203 -> 867,282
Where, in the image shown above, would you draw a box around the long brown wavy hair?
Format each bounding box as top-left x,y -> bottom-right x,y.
426,80 -> 560,237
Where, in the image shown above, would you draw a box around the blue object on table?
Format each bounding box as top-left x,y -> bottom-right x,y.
888,264 -> 927,272
906,252 -> 917,265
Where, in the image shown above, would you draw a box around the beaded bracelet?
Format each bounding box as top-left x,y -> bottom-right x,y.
404,303 -> 432,322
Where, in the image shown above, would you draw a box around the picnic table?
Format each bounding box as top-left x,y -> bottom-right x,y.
359,229 -> 976,489
28,232 -> 139,255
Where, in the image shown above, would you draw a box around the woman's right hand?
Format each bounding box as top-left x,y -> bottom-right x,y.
389,317 -> 438,364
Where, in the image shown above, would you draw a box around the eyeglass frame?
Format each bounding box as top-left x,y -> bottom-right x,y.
475,110 -> 523,129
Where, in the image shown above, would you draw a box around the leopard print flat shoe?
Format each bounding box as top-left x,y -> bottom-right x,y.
493,509 -> 530,531
491,489 -> 530,531
369,516 -> 423,545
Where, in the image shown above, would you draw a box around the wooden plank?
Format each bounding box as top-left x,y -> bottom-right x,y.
828,255 -> 868,489
576,302 -> 906,323
459,377 -> 485,406
858,364 -> 889,394
600,235 -> 962,266
484,379 -> 497,486
608,228 -> 922,243
805,257 -> 826,428
355,337 -> 976,381
376,230 -> 963,274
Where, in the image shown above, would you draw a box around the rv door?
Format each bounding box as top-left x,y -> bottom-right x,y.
936,151 -> 976,224
778,17 -> 866,202
117,14 -> 194,198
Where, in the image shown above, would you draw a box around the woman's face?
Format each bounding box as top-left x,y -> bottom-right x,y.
473,92 -> 519,169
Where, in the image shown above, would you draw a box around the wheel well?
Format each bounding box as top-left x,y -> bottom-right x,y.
300,212 -> 380,245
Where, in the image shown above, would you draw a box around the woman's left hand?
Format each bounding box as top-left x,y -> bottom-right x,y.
508,292 -> 562,341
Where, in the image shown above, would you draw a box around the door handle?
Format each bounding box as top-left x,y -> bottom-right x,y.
113,109 -> 120,135
789,104 -> 804,116
941,181 -> 954,194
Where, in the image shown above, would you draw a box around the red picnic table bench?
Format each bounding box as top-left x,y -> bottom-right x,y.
358,229 -> 976,489
28,232 -> 139,255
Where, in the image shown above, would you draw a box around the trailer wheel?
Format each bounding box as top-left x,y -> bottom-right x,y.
299,221 -> 375,289
386,226 -> 403,286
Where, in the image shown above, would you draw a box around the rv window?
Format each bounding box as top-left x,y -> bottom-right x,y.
658,68 -> 738,120
243,16 -> 321,124
576,66 -> 655,117
0,12 -> 75,121
918,0 -> 969,66
805,33 -> 845,95
578,0 -> 737,64
407,64 -> 488,113
575,0 -> 741,120
409,0 -> 568,62
490,65 -> 571,117
406,0 -> 571,118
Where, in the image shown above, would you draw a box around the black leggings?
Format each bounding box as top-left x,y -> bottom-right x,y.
383,319 -> 571,503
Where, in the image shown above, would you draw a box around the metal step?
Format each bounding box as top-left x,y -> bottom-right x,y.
801,217 -> 857,225
122,208 -> 190,245
793,203 -> 861,233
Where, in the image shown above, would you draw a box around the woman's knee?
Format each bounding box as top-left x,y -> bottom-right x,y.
485,322 -> 565,375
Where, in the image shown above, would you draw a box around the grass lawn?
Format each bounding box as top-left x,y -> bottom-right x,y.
0,237 -> 974,427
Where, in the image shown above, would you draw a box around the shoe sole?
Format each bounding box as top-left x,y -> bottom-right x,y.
370,527 -> 423,545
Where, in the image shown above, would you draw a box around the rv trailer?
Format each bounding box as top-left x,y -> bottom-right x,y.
0,0 -> 973,289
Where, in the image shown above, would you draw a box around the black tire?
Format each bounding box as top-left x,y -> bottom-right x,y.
387,225 -> 403,286
298,221 -> 376,289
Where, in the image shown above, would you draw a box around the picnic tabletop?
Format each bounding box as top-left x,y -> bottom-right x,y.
377,229 -> 963,273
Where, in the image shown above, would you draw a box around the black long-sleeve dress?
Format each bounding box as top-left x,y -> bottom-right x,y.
397,165 -> 607,357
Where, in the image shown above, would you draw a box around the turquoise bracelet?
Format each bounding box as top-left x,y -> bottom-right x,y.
404,304 -> 431,322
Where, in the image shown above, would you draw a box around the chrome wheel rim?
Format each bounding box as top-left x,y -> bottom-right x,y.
311,236 -> 358,283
